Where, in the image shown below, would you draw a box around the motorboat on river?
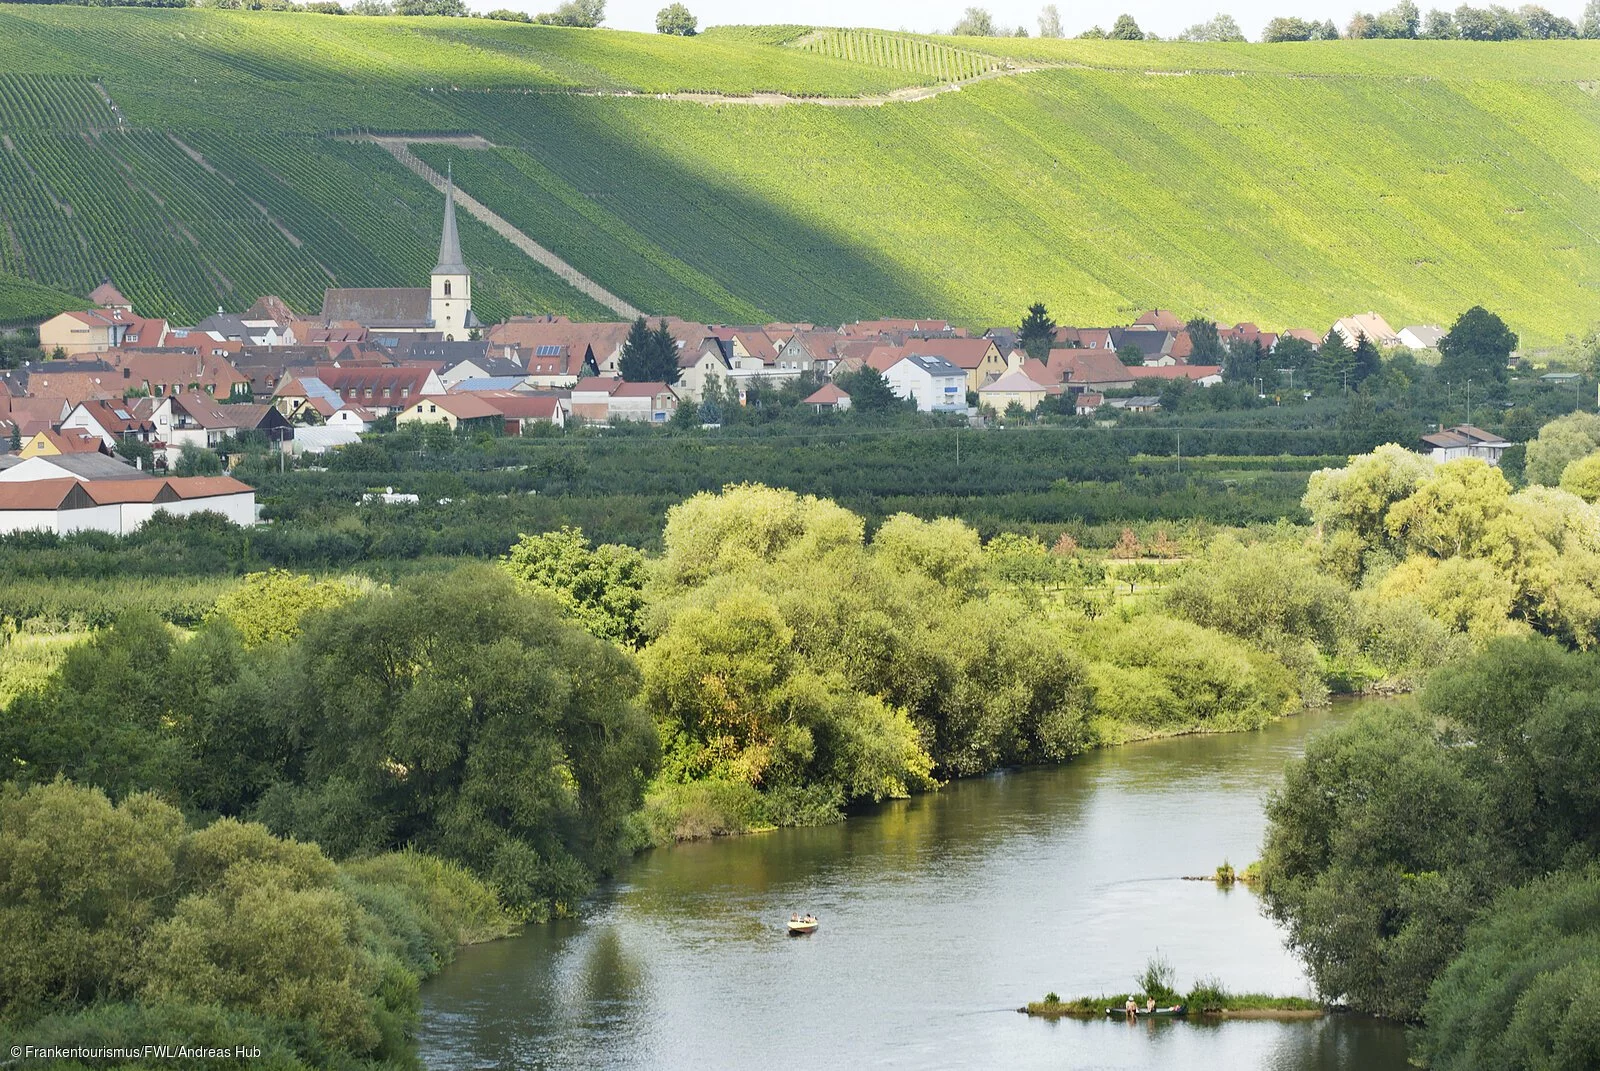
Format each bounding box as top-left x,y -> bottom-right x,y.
787,914 -> 818,935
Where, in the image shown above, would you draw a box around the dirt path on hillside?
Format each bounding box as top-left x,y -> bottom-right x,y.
369,137 -> 641,319
584,62 -> 1062,108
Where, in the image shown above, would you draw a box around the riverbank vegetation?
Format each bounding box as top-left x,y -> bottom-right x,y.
1025,954 -> 1322,1019
6,445 -> 1600,1062
1260,637 -> 1600,1063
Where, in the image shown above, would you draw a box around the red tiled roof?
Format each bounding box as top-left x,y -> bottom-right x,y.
164,475 -> 254,499
803,384 -> 850,405
612,381 -> 670,398
0,478 -> 88,510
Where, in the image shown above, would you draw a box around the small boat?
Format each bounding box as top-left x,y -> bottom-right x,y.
1105,1005 -> 1186,1018
787,915 -> 819,935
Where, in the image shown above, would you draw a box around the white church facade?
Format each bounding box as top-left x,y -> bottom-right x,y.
317,166 -> 481,341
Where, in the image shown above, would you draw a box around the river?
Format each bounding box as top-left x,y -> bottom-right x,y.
419,702 -> 1410,1070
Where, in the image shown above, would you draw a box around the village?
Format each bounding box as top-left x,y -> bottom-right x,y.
0,180 -> 1502,537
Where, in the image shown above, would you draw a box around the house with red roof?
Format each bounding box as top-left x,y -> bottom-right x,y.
802,384 -> 851,412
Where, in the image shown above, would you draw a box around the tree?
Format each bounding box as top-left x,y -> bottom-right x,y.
1262,15 -> 1315,39
1454,4 -> 1496,38
1259,704 -> 1503,1019
618,316 -> 680,384
1351,333 -> 1383,387
1559,452 -> 1600,503
1439,305 -> 1517,386
485,7 -> 531,19
1185,318 -> 1225,363
835,366 -> 899,413
1312,18 -> 1341,37
1385,459 -> 1512,559
655,2 -> 695,34
503,526 -> 647,645
174,445 -> 223,476
1527,412 -> 1600,486
1178,12 -> 1246,40
1418,865 -> 1600,1071
392,0 -> 465,13
1109,13 -> 1145,38
1423,6 -> 1456,34
1115,344 -> 1145,366
1309,329 -> 1354,394
254,567 -> 657,919
1018,302 -> 1056,360
534,0 -> 603,26
1038,3 -> 1064,36
209,570 -> 361,648
1519,4 -> 1577,37
1078,24 -> 1108,37
951,6 -> 996,34
1583,0 -> 1600,36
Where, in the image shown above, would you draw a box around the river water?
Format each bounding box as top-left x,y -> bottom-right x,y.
419,703 -> 1410,1070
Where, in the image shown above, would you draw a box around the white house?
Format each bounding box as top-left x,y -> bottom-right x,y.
883,354 -> 967,413
1398,325 -> 1445,351
1420,425 -> 1509,465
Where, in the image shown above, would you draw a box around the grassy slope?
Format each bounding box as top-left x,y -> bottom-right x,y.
0,9 -> 1595,340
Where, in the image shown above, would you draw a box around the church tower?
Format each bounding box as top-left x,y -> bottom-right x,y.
430,163 -> 476,341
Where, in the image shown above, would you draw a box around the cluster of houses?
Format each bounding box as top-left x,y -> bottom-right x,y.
4,180 -> 1464,536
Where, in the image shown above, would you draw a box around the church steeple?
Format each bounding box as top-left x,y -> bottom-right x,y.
433,161 -> 467,276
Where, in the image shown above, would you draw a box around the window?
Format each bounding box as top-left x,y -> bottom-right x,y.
444,281 -> 451,296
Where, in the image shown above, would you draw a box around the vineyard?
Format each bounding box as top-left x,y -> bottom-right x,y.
794,30 -> 1002,82
0,271 -> 86,326
0,6 -> 1595,339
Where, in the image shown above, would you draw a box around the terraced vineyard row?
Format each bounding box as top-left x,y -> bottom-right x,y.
0,76 -> 119,132
0,271 -> 87,326
179,133 -> 612,323
796,30 -> 1000,82
446,92 -> 933,326
410,142 -> 761,323
439,69 -> 1600,342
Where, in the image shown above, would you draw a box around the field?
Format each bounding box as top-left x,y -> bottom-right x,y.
0,8 -> 1596,338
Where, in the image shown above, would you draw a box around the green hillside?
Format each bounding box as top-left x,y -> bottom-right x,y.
0,6 -> 1596,342
0,270 -> 88,326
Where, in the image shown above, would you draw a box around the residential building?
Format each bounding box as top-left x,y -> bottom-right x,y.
802,384 -> 851,411
979,367 -> 1049,413
1331,312 -> 1401,349
609,381 -> 679,423
883,354 -> 967,413
279,366 -> 445,416
395,393 -> 505,432
1420,424 -> 1509,464
1399,325 -> 1445,351
17,429 -> 108,458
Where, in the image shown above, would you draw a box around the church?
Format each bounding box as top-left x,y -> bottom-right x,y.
318,167 -> 480,341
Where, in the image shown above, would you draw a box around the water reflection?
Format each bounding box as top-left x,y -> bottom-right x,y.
420,704 -> 1410,1070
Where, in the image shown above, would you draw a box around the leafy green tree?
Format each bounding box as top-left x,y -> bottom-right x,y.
1263,15 -> 1315,39
1178,12 -> 1246,39
1386,459 -> 1512,558
0,781 -> 184,1023
393,0 -> 465,13
503,526 -> 647,645
1018,302 -> 1056,360
1560,452 -> 1600,503
1439,305 -> 1517,386
254,567 -> 657,919
1525,411 -> 1600,486
1423,6 -> 1456,34
1259,705 -> 1504,1018
174,446 -> 223,477
1583,0 -> 1600,37
1109,12 -> 1145,37
1038,3 -> 1064,36
655,2 -> 695,33
534,0 -> 603,25
1419,865 -> 1600,1071
657,482 -> 864,590
835,365 -> 899,412
1115,343 -> 1145,366
871,513 -> 983,591
951,6 -> 996,34
209,570 -> 361,648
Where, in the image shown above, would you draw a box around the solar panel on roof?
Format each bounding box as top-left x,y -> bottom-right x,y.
535,345 -> 561,357
113,409 -> 131,419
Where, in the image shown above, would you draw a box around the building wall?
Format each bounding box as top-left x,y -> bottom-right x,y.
0,508 -> 60,535
38,315 -> 111,355
982,389 -> 1045,412
430,272 -> 472,342
397,400 -> 459,429
157,494 -> 257,527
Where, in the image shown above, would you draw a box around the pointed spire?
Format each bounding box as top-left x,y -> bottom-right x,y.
433,160 -> 467,276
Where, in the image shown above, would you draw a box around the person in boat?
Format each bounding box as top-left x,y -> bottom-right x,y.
1146,997 -> 1156,1014
1124,998 -> 1138,1018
